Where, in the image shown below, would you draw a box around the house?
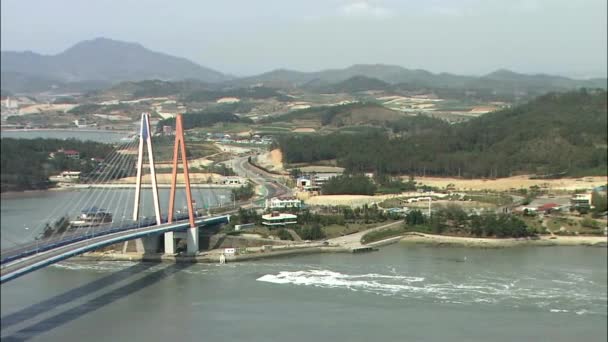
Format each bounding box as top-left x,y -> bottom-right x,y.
262,212 -> 298,227
296,177 -> 312,189
537,203 -> 560,214
57,149 -> 80,159
571,193 -> 592,210
265,197 -> 302,209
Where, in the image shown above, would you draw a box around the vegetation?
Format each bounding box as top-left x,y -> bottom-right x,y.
591,190 -> 608,216
278,90 -> 607,177
277,229 -> 293,241
1,138 -> 115,192
156,108 -> 253,131
403,207 -> 537,238
321,174 -> 377,195
361,226 -> 409,244
294,223 -> 326,240
231,183 -> 255,201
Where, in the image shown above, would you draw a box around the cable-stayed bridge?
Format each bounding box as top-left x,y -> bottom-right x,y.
1,113 -> 239,284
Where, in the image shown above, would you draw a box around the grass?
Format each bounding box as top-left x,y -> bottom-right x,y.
323,222 -> 385,239
463,193 -> 513,206
361,225 -> 409,244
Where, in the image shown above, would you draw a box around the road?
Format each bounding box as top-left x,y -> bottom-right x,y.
0,217 -> 228,283
228,156 -> 292,201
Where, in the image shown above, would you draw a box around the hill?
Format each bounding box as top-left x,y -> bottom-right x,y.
263,102 -> 405,127
1,37 -> 229,92
305,76 -> 391,93
278,89 -> 608,177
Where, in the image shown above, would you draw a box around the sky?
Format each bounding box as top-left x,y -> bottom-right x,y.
1,0 -> 607,78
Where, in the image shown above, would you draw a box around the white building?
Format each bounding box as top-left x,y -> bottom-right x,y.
50,171 -> 81,182
265,197 -> 302,209
296,177 -> 312,189
262,212 -> 298,227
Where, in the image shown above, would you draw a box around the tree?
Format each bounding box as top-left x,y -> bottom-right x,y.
277,229 -> 293,240
405,210 -> 425,226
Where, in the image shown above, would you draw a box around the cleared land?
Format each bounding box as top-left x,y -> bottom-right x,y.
411,175 -> 608,191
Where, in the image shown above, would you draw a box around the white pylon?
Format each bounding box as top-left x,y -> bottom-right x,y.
133,112 -> 162,225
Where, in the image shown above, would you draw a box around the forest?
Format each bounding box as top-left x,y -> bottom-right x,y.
1,138 -> 115,192
277,90 -> 607,178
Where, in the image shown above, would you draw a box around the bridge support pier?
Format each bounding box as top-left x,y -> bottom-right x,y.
164,232 -> 176,255
187,227 -> 199,255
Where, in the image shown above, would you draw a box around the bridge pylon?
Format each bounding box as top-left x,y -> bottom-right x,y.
166,113 -> 198,255
133,112 -> 162,224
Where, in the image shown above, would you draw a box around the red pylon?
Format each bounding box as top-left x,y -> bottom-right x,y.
167,114 -> 195,228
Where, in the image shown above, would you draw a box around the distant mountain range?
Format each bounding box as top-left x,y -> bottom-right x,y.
1,38 -> 230,92
237,65 -> 606,92
1,37 -> 606,94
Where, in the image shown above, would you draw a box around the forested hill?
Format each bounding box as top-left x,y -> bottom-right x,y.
278,89 -> 607,178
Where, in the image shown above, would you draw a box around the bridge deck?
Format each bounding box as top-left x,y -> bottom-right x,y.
1,215 -> 229,284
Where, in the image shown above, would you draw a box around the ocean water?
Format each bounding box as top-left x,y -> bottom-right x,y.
1,244 -> 606,341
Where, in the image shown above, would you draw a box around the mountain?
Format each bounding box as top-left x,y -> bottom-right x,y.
236,64 -> 606,95
305,76 -> 392,93
278,89 -> 608,177
1,38 -> 230,92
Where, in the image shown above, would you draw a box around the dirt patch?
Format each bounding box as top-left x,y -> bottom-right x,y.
411,175 -> 608,192
297,165 -> 345,173
292,128 -> 316,133
255,149 -> 284,172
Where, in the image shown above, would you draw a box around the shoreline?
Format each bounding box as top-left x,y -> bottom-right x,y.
1,128 -> 131,133
75,232 -> 607,265
398,232 -> 608,248
1,183 -> 241,195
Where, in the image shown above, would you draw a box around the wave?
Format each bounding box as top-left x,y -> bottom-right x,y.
257,269 -> 607,316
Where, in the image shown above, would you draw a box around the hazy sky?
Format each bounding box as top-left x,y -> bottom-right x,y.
1,0 -> 607,77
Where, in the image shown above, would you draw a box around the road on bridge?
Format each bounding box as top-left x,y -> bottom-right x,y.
0,218 -> 226,283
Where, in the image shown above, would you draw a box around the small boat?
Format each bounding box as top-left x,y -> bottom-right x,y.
69,207 -> 113,228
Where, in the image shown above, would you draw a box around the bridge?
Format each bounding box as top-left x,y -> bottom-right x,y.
0,113 -> 250,284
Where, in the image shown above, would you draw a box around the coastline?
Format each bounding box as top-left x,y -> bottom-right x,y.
75,232 -> 607,265
398,232 -> 608,248
0,128 -> 130,133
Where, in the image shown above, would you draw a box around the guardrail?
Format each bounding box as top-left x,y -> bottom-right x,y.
0,214 -> 229,265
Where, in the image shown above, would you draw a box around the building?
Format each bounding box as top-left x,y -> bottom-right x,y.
262,212 -> 298,227
312,173 -> 340,186
571,193 -> 592,210
57,149 -> 80,159
296,177 -> 312,189
537,203 -> 560,214
265,197 -> 302,210
50,171 -> 81,183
